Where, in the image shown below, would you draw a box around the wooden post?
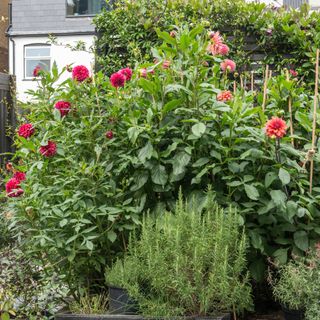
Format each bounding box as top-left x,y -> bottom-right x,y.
240,75 -> 244,90
286,70 -> 295,147
233,81 -> 237,94
310,49 -> 320,194
262,65 -> 269,112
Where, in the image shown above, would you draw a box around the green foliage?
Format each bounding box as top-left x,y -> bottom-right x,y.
106,193 -> 253,317
95,0 -> 320,85
0,244 -> 67,319
272,247 -> 320,320
5,25 -> 320,299
69,293 -> 108,315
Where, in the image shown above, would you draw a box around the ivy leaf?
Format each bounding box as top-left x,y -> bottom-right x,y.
151,164 -> 168,186
192,123 -> 206,138
279,168 -> 290,185
244,184 -> 259,200
294,231 -> 309,251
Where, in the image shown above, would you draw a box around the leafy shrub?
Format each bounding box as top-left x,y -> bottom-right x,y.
95,0 -> 320,85
272,245 -> 320,320
5,24 -> 320,297
106,193 -> 253,317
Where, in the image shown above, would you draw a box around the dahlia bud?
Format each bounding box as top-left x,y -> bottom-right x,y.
139,68 -> 148,78
106,130 -> 114,139
170,30 -> 177,38
66,65 -> 73,72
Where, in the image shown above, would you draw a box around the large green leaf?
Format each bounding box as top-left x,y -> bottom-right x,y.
138,141 -> 154,163
172,152 -> 191,176
294,231 -> 309,251
192,123 -> 206,138
244,184 -> 259,200
151,164 -> 168,186
270,190 -> 287,206
279,168 -> 291,185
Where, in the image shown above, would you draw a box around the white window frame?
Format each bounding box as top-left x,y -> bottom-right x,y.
24,45 -> 51,79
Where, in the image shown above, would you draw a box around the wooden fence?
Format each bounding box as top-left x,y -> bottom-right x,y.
0,73 -> 15,166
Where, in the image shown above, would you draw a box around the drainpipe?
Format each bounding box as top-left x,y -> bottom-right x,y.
9,37 -> 15,76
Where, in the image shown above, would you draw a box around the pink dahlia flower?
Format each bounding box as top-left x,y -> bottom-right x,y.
110,72 -> 126,88
220,59 -> 236,73
6,178 -> 24,198
139,68 -> 148,78
54,101 -> 71,117
72,65 -> 90,82
13,171 -> 26,182
265,117 -> 287,139
119,68 -> 133,81
217,90 -> 233,102
162,60 -> 171,69
18,123 -> 35,139
289,69 -> 298,77
218,44 -> 230,56
207,31 -> 224,55
40,141 -> 57,158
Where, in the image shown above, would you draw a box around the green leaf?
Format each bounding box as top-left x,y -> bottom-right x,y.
138,141 -> 153,163
265,172 -> 278,188
227,181 -> 243,187
127,127 -> 141,144
192,157 -> 209,167
107,231 -> 117,243
151,164 -> 168,186
192,123 -> 206,138
244,184 -> 259,201
294,231 -> 309,251
172,152 -> 191,176
270,190 -> 287,206
163,99 -> 183,114
273,248 -> 289,264
156,29 -> 176,46
279,168 -> 290,185
59,219 -> 68,227
86,241 -> 94,250
1,312 -> 10,320
138,78 -> 156,95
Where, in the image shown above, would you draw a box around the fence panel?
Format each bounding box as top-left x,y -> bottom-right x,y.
0,73 -> 15,166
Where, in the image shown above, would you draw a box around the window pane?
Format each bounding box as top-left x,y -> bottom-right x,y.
25,47 -> 50,57
67,0 -> 104,16
26,59 -> 50,78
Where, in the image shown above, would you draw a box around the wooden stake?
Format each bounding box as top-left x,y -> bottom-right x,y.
269,70 -> 273,80
233,81 -> 237,94
262,65 -> 269,112
240,75 -> 244,90
286,70 -> 294,146
251,71 -> 254,92
310,49 -> 320,194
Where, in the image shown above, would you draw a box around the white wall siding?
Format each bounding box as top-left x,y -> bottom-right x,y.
10,35 -> 95,101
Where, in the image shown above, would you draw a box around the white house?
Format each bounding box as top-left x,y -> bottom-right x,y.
7,0 -> 104,101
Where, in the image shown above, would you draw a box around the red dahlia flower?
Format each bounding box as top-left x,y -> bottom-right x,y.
119,68 -> 133,81
265,117 -> 287,139
217,90 -> 233,102
6,178 -> 24,198
33,66 -> 42,77
40,141 -> 57,158
54,101 -> 71,117
72,65 -> 90,82
13,171 -> 26,182
289,69 -> 298,77
105,130 -> 114,139
18,123 -> 35,139
110,72 -> 126,88
220,59 -> 236,73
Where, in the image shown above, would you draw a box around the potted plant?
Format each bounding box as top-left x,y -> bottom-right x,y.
271,245 -> 320,320
106,193 -> 253,320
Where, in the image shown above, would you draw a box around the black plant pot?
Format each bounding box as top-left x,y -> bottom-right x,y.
281,305 -> 305,320
194,314 -> 231,320
55,314 -> 142,320
109,286 -> 138,315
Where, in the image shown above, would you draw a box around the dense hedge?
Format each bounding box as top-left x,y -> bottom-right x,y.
95,0 -> 320,84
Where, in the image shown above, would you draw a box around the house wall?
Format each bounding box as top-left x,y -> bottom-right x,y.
9,34 -> 95,101
0,0 -> 9,72
9,0 -> 95,36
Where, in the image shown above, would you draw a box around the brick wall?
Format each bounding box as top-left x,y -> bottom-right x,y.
0,0 -> 9,72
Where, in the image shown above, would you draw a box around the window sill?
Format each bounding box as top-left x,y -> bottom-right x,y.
66,14 -> 97,18
22,78 -> 38,81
